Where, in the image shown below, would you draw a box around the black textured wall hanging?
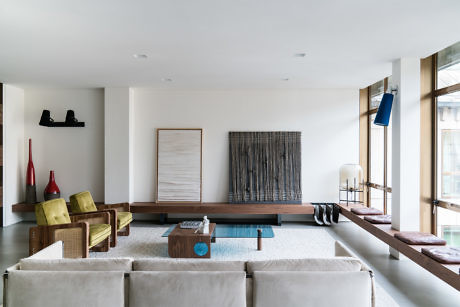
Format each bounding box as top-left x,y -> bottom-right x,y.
229,131 -> 302,203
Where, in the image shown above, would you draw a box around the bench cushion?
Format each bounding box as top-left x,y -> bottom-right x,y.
394,231 -> 446,245
351,207 -> 383,215
133,259 -> 245,271
247,258 -> 363,273
364,215 -> 392,224
422,246 -> 460,264
129,271 -> 246,307
253,271 -> 372,307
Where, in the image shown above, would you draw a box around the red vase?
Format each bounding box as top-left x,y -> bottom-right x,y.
25,138 -> 37,204
44,171 -> 60,201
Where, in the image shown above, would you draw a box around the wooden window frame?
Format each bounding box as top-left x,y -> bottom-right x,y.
432,51 -> 460,234
366,78 -> 392,214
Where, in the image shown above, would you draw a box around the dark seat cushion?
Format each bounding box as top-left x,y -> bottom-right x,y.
394,232 -> 446,245
364,215 -> 391,224
421,246 -> 460,264
350,207 -> 383,215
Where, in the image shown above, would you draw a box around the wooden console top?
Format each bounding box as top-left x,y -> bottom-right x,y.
12,202 -> 315,215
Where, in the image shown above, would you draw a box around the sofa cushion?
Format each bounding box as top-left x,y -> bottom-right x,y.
27,241 -> 63,259
394,231 -> 446,245
7,271 -> 124,307
129,271 -> 246,307
253,271 -> 371,307
20,258 -> 133,271
133,259 -> 245,271
117,211 -> 133,230
89,224 -> 111,247
247,258 -> 363,273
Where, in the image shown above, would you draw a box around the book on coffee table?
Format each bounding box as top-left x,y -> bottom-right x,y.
180,221 -> 202,229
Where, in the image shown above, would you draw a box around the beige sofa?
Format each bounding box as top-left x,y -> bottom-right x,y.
3,241 -> 374,307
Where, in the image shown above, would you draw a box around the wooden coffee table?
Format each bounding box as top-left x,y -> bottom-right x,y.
168,223 -> 217,258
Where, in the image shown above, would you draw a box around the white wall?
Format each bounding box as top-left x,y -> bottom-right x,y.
133,89 -> 359,203
23,88 -> 104,202
3,85 -> 25,226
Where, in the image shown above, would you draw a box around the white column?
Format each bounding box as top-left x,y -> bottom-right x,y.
391,58 -> 421,258
3,85 -> 25,226
104,88 -> 134,204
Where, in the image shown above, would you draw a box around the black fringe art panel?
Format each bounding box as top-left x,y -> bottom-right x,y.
229,131 -> 302,203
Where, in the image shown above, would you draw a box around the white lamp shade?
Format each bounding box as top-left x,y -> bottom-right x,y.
339,164 -> 363,190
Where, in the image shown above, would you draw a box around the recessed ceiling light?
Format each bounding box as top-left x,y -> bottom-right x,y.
133,54 -> 148,59
294,53 -> 306,57
161,78 -> 173,82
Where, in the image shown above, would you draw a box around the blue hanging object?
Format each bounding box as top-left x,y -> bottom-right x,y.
374,93 -> 394,126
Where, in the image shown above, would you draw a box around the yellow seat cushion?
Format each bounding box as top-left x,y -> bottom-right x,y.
35,199 -> 71,226
89,224 -> 111,248
117,212 -> 133,230
70,191 -> 98,213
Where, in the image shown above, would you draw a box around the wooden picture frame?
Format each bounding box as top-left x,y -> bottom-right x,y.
156,128 -> 203,203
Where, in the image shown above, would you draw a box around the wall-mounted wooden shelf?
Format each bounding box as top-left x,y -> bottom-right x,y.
40,122 -> 85,127
13,202 -> 315,214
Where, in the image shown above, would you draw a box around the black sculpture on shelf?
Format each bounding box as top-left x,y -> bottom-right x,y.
39,110 -> 54,126
39,109 -> 85,127
312,203 -> 339,226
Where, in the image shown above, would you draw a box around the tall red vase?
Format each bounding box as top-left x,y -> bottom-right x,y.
25,138 -> 37,204
44,171 -> 60,201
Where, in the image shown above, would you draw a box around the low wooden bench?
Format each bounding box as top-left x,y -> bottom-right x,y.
337,203 -> 460,291
13,202 -> 315,226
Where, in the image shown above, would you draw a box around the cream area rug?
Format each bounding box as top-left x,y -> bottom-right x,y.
91,224 -> 398,307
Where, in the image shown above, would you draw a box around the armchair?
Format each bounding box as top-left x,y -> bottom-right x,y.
30,198 -> 112,258
70,191 -> 132,248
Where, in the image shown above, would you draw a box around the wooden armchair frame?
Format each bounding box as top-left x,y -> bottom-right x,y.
73,209 -> 118,247
29,211 -> 111,258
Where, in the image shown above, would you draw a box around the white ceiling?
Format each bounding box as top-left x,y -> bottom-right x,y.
1,0 -> 460,89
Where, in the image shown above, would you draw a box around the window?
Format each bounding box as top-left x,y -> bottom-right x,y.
437,207 -> 460,247
437,42 -> 460,89
434,41 -> 460,240
367,78 -> 392,214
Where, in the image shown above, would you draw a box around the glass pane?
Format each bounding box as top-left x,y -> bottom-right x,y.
437,207 -> 460,247
370,80 -> 384,109
437,92 -> 460,203
370,113 -> 384,185
386,192 -> 392,215
437,41 -> 460,89
370,188 -> 384,212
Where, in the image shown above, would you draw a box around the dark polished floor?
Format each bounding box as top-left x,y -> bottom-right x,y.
1,221 -> 460,306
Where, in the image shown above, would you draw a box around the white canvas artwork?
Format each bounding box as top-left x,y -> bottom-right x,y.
156,129 -> 202,202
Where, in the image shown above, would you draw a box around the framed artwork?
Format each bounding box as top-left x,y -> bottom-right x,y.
229,131 -> 302,204
156,128 -> 203,202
